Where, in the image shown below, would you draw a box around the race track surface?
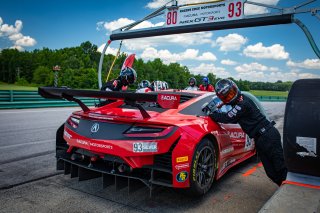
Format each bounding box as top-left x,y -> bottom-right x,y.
0,103 -> 285,213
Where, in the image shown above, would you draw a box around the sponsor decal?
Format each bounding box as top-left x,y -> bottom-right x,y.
221,158 -> 236,171
76,139 -> 113,149
244,134 -> 254,150
161,95 -> 178,101
296,137 -> 317,157
91,123 -> 99,133
228,131 -> 245,139
176,156 -> 188,163
175,163 -> 189,170
221,147 -> 234,155
176,171 -> 188,182
165,0 -> 244,28
64,130 -> 72,139
157,94 -> 180,109
133,142 -> 157,153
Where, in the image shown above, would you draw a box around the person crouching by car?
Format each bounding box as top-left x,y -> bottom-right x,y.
101,67 -> 137,91
185,77 -> 198,91
208,79 -> 287,186
199,77 -> 215,92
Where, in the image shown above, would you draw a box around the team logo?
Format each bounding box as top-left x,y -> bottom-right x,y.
176,171 -> 188,182
91,123 -> 100,133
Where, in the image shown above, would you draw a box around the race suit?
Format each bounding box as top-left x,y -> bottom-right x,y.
199,84 -> 215,92
101,79 -> 127,91
209,95 -> 287,186
98,79 -> 128,107
184,86 -> 199,91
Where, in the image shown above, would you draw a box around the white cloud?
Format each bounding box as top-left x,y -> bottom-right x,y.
0,18 -> 36,51
97,43 -> 118,55
235,62 -> 272,73
244,0 -> 280,15
140,47 -> 217,64
215,33 -> 248,52
197,52 -> 217,61
100,18 -> 213,50
235,70 -> 320,82
221,59 -> 237,66
287,59 -> 320,70
10,45 -> 24,51
96,21 -> 104,31
243,42 -> 289,60
0,20 -> 22,36
191,63 -> 231,78
146,0 -> 280,16
8,33 -> 23,41
15,36 -> 36,47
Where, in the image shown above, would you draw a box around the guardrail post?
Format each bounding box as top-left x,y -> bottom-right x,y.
10,90 -> 13,102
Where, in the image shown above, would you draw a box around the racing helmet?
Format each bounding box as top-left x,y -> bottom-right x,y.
202,77 -> 209,86
215,79 -> 241,104
189,77 -> 197,87
162,81 -> 169,90
138,80 -> 151,88
119,67 -> 137,86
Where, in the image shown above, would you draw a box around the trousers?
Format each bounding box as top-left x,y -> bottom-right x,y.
255,126 -> 287,186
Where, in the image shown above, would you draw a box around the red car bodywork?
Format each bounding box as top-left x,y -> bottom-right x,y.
42,87 -> 256,189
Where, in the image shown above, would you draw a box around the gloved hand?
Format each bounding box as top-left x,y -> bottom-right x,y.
202,96 -> 225,115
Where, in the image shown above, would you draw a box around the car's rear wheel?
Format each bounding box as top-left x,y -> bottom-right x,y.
188,138 -> 216,196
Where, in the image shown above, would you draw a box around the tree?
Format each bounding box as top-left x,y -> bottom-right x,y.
32,66 -> 54,86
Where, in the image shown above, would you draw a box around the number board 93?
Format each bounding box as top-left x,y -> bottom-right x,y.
133,142 -> 158,153
165,0 -> 244,27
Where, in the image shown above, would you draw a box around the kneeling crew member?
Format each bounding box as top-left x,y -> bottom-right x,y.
208,79 -> 287,186
101,67 -> 137,91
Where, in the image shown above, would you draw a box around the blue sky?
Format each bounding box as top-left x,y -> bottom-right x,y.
1,0 -> 320,82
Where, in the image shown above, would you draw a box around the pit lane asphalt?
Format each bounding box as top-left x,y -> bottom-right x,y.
0,103 -> 285,213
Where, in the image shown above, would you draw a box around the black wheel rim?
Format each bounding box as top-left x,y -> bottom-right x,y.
195,146 -> 215,189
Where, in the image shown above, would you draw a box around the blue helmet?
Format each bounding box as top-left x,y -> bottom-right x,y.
202,77 -> 209,86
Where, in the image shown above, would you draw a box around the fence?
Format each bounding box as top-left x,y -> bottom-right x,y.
0,90 -> 96,109
0,90 -> 287,109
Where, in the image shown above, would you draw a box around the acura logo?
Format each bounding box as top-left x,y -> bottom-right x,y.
91,123 -> 99,133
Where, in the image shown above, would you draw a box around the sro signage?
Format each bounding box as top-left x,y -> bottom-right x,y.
165,0 -> 244,27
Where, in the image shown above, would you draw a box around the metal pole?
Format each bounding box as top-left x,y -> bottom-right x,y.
98,40 -> 112,89
54,71 -> 58,87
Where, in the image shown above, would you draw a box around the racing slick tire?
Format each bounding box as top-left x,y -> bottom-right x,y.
187,138 -> 217,196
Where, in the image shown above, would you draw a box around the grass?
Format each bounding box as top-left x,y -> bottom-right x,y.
249,90 -> 288,97
0,82 -> 38,91
0,82 -> 289,97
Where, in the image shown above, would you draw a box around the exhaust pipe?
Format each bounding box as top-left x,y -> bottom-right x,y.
118,164 -> 132,173
71,153 -> 84,161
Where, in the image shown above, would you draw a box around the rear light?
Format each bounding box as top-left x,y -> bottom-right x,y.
67,116 -> 80,128
125,126 -> 164,134
124,125 -> 175,137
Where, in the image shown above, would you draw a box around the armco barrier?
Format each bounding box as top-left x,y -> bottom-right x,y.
0,90 -> 96,109
0,90 -> 287,109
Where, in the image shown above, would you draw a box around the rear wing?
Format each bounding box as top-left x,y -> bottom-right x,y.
38,87 -> 181,118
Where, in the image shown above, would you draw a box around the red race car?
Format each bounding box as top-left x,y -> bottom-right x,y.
39,87 -> 262,196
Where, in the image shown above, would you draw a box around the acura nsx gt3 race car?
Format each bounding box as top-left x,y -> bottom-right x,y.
39,87 -> 264,196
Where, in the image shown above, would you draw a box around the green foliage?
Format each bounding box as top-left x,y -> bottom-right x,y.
15,77 -> 30,86
32,66 -> 54,86
0,41 -> 293,91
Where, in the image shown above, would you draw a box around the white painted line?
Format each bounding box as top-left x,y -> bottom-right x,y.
0,139 -> 53,150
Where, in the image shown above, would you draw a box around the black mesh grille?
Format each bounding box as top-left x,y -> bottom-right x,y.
154,138 -> 180,170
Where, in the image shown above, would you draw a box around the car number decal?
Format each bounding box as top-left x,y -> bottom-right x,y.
133,142 -> 157,152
